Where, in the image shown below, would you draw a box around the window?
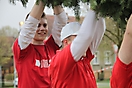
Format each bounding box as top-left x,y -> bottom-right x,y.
92,51 -> 99,65
104,51 -> 111,65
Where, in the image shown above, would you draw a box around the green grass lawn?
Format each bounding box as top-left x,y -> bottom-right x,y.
98,84 -> 110,88
97,79 -> 110,88
98,86 -> 110,88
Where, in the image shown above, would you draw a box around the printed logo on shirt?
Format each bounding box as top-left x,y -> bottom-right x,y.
35,59 -> 51,68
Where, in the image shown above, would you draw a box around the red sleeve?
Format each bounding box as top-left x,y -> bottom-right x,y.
12,39 -> 21,62
12,39 -> 32,62
85,48 -> 94,62
110,56 -> 132,88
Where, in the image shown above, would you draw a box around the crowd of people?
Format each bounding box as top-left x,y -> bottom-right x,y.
12,0 -> 132,88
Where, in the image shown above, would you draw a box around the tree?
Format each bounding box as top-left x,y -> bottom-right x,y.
79,2 -> 125,49
0,26 -> 18,66
0,26 -> 18,38
0,26 -> 17,87
9,0 -> 132,50
9,0 -> 132,29
105,17 -> 124,49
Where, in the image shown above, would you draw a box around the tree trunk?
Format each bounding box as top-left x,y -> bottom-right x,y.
1,66 -> 5,87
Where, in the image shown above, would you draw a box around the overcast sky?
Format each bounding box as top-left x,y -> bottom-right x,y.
0,0 -> 76,30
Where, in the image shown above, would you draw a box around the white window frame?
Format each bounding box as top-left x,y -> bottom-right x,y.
104,51 -> 111,65
92,51 -> 100,65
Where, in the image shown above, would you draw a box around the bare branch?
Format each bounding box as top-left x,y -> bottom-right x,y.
105,29 -> 118,39
104,33 -> 116,44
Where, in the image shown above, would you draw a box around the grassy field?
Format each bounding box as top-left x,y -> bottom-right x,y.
98,84 -> 110,88
97,79 -> 110,88
98,86 -> 110,88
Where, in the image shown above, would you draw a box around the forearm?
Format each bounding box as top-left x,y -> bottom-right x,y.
18,16 -> 39,50
53,5 -> 64,15
118,14 -> 132,64
30,1 -> 45,20
18,1 -> 45,49
71,10 -> 96,61
126,14 -> 132,36
52,9 -> 67,47
89,18 -> 106,54
71,10 -> 106,61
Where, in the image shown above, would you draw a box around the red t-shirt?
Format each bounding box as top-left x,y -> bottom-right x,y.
110,56 -> 132,88
49,44 -> 97,88
13,35 -> 59,88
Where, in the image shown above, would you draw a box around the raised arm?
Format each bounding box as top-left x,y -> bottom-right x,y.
18,1 -> 45,50
89,17 -> 106,54
118,14 -> 132,64
52,5 -> 67,47
71,10 -> 106,61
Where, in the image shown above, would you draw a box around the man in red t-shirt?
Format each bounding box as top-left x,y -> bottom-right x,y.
49,10 -> 106,88
110,15 -> 132,88
12,1 -> 67,88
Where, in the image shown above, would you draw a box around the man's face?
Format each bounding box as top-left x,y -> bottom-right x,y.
67,35 -> 77,44
34,18 -> 48,41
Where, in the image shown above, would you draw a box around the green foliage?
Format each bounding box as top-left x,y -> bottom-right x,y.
0,37 -> 11,56
0,26 -> 18,38
9,0 -> 132,29
0,26 -> 16,65
0,36 -> 12,65
9,0 -> 28,7
36,0 -> 82,19
5,73 -> 14,81
92,0 -> 132,29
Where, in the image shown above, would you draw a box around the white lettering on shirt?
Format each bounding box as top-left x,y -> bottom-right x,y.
35,60 -> 40,67
35,59 -> 50,68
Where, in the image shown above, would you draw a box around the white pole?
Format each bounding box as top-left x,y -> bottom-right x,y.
112,43 -> 118,61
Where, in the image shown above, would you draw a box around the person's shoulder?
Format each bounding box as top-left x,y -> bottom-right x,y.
14,38 -> 18,44
44,35 -> 54,44
13,38 -> 19,48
